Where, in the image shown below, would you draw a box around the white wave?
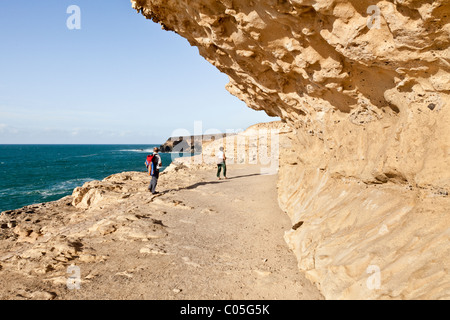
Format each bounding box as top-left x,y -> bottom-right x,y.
24,178 -> 96,198
118,149 -> 154,153
72,154 -> 99,158
50,178 -> 95,191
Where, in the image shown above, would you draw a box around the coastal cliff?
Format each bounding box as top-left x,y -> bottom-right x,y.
159,133 -> 236,153
131,0 -> 450,299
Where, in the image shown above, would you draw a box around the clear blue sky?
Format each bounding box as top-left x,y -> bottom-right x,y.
0,0 -> 277,144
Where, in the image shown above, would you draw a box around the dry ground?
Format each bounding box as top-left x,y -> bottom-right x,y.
0,164 -> 323,300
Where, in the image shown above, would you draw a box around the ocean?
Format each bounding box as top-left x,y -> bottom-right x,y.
0,145 -> 184,213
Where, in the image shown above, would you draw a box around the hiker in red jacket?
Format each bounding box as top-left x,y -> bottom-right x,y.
147,147 -> 162,194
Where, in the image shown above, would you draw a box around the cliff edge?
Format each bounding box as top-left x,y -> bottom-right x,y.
131,0 -> 450,299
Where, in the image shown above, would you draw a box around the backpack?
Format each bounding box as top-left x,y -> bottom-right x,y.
145,154 -> 154,168
145,154 -> 155,176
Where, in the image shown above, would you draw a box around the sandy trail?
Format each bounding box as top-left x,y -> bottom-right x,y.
0,164 -> 322,300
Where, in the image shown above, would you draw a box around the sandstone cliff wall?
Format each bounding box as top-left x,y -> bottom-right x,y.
131,0 -> 449,299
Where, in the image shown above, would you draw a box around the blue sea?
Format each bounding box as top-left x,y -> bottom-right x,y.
0,145 -> 184,212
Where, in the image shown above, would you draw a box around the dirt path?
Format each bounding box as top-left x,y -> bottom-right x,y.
0,164 -> 322,300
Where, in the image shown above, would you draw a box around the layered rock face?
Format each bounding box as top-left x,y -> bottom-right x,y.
131,0 -> 450,299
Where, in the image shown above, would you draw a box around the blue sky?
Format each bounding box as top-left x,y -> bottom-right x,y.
0,0 -> 277,144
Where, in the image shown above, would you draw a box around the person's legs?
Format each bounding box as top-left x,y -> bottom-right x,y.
217,164 -> 222,179
150,171 -> 159,193
223,162 -> 227,178
150,176 -> 157,193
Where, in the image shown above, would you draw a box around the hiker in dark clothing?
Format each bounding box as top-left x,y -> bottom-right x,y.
148,147 -> 162,194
